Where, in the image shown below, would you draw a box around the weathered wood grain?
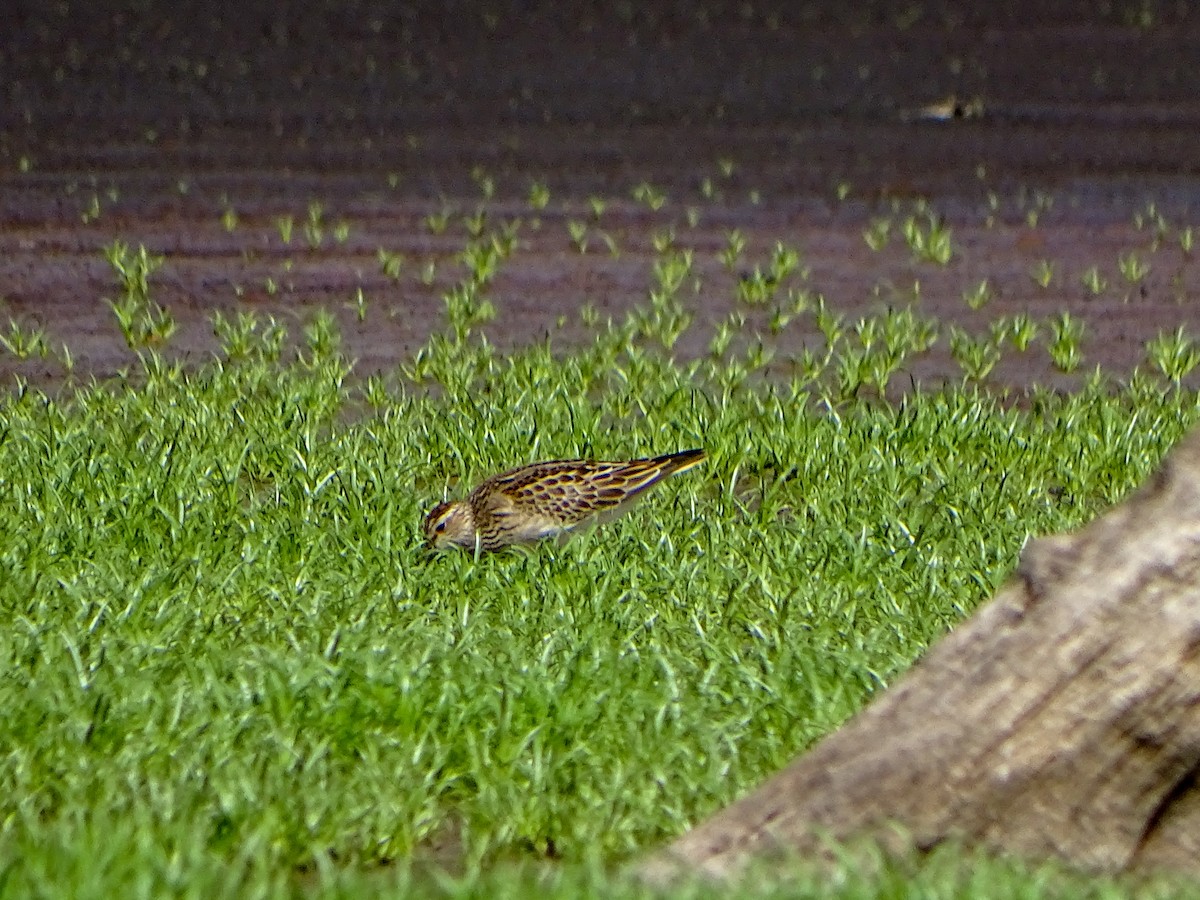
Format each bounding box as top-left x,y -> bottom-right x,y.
641,428 -> 1200,883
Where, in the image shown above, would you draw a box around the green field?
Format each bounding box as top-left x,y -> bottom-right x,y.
3,205 -> 1200,898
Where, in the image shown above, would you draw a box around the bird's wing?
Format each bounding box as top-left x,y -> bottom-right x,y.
485,457 -> 691,527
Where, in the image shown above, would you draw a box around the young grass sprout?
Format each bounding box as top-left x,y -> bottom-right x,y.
720,229 -> 747,271
1048,311 -> 1086,374
528,181 -> 551,211
348,287 -> 368,322
863,217 -> 891,252
377,248 -> 405,280
1146,326 -> 1200,386
211,310 -> 286,361
460,239 -> 502,285
425,204 -> 453,236
950,325 -> 1000,383
1080,266 -> 1107,296
1030,259 -> 1058,289
471,166 -> 496,200
305,201 -> 325,248
567,220 -> 588,253
1004,313 -> 1039,351
632,181 -> 666,211
1118,250 -> 1150,285
0,317 -> 49,359
104,241 -> 163,298
103,241 -> 176,349
463,208 -> 487,239
902,211 -> 953,265
963,279 -> 992,310
651,227 -> 675,253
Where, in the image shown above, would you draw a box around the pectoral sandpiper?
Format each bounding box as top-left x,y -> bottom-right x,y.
423,449 -> 706,552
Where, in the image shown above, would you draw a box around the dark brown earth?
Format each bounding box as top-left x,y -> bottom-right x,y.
5,2 -> 1200,389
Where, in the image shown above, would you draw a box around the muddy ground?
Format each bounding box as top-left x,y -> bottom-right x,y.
4,1 -> 1200,389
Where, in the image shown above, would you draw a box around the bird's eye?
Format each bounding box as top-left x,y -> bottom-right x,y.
435,520 -> 447,533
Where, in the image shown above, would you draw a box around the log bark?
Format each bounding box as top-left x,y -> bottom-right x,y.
640,427 -> 1200,883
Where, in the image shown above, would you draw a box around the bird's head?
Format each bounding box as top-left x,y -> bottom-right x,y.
423,500 -> 476,550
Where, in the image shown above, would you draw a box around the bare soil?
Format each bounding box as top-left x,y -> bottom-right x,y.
5,2 -> 1200,388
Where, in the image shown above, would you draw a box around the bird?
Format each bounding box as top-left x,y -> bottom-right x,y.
423,449 -> 706,553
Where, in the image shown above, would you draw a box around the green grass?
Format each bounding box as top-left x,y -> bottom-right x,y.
4,234 -> 1200,897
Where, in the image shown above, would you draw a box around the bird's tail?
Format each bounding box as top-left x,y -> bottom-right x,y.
615,449 -> 707,497
652,448 -> 707,475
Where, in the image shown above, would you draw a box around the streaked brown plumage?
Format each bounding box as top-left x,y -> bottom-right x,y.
423,449 -> 706,552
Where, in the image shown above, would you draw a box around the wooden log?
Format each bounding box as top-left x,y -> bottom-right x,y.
640,427 -> 1200,883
